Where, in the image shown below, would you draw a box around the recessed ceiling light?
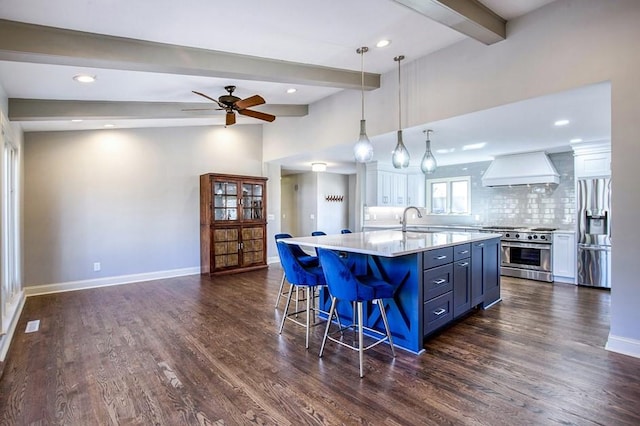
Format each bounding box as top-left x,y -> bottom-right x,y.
554,119 -> 570,126
71,119 -> 83,122
376,39 -> 391,48
570,138 -> 583,143
286,88 -> 297,94
462,142 -> 487,151
103,124 -> 115,128
73,74 -> 96,83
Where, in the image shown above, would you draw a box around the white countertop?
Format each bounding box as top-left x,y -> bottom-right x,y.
281,230 -> 502,257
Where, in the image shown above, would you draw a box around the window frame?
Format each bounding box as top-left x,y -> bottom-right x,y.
426,176 -> 471,215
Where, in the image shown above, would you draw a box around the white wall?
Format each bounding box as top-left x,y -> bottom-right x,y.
316,172 -> 349,234
263,0 -> 640,355
23,125 -> 263,287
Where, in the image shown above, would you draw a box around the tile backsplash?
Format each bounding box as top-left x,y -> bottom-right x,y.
365,152 -> 576,230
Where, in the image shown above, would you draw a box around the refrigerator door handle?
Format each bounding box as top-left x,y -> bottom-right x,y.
578,244 -> 611,251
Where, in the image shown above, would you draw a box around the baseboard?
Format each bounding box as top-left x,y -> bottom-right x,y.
553,276 -> 576,284
605,334 -> 640,358
0,291 -> 26,363
267,256 -> 280,265
24,267 -> 201,297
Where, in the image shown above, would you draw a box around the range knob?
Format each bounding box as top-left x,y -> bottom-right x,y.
533,235 -> 538,239
540,235 -> 546,240
505,233 -> 511,238
515,233 -> 520,238
528,235 -> 533,240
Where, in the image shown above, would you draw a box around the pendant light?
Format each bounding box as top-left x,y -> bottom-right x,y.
392,55 -> 410,168
421,129 -> 438,174
353,46 -> 374,163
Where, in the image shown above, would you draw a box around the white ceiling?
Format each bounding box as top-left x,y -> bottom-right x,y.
0,0 -> 608,172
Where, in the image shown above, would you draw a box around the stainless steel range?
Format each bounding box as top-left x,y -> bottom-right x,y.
482,226 -> 556,282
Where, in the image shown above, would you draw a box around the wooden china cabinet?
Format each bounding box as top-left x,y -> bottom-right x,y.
200,173 -> 268,275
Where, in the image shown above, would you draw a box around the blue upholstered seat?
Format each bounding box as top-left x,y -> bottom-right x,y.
277,241 -> 328,349
317,248 -> 396,377
340,229 -> 353,234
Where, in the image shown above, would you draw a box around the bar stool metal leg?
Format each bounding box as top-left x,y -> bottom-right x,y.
275,272 -> 287,308
357,301 -> 365,378
319,296 -> 338,357
279,284 -> 295,334
377,299 -> 396,358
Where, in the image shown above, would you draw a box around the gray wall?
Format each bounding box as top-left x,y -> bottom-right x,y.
263,1 -> 640,350
24,125 -> 263,286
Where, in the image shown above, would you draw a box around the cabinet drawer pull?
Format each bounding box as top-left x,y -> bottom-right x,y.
458,262 -> 469,267
458,250 -> 469,254
476,243 -> 485,248
432,278 -> 447,285
433,308 -> 446,316
435,255 -> 447,260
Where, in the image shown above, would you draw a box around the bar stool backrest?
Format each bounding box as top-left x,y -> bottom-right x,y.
317,248 -> 375,302
277,241 -> 325,286
275,233 -> 310,260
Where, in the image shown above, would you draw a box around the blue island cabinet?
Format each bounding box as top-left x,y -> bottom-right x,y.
319,237 -> 501,354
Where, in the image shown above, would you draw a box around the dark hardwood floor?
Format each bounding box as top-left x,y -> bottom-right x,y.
1,266 -> 639,425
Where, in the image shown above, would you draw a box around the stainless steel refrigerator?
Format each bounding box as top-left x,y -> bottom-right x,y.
577,178 -> 611,288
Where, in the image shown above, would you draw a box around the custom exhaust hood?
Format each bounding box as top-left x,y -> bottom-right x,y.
482,151 -> 560,187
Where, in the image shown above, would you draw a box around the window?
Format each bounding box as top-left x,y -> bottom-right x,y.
426,176 -> 471,215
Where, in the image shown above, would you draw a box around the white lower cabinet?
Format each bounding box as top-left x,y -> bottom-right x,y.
553,231 -> 576,283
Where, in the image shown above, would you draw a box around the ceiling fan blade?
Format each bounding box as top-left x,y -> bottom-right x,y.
226,112 -> 236,126
181,108 -> 220,111
192,90 -> 226,108
235,95 -> 265,110
238,109 -> 276,122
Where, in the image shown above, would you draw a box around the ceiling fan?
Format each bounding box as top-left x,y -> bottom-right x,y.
189,85 -> 276,126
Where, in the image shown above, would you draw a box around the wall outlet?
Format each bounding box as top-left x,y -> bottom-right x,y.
267,214 -> 275,220
310,214 -> 315,220
93,262 -> 101,272
364,214 -> 370,220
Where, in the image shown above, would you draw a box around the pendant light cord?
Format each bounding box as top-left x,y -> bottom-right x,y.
397,57 -> 401,130
359,47 -> 366,120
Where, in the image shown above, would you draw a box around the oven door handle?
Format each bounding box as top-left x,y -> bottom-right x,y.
502,241 -> 551,250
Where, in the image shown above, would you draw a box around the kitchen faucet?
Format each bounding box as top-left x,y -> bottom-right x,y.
401,206 -> 423,232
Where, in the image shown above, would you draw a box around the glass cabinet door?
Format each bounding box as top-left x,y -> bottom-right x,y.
242,183 -> 264,220
213,181 -> 238,221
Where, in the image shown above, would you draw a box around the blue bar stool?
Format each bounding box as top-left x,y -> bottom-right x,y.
274,233 -> 318,308
277,241 -> 329,349
340,229 -> 353,234
317,248 -> 396,377
311,231 -> 326,256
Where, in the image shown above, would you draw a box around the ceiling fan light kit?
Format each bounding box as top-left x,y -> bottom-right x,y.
421,129 -> 438,174
190,85 -> 276,126
353,46 -> 374,164
392,54 -> 410,169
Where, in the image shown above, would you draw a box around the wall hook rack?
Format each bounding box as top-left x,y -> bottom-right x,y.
325,195 -> 344,202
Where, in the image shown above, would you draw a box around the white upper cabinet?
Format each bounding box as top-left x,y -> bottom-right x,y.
407,174 -> 426,206
365,162 -> 423,207
572,140 -> 611,178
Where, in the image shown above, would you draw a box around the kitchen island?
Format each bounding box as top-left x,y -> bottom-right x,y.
282,230 -> 502,354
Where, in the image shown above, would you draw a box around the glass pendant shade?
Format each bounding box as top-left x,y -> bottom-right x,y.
354,47 -> 373,163
392,55 -> 409,168
392,130 -> 410,168
421,130 -> 437,174
354,119 -> 374,163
